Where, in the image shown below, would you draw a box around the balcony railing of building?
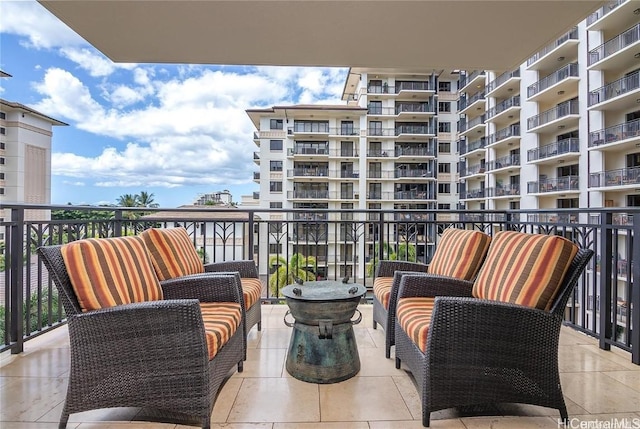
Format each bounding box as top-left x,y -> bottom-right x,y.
488,185 -> 520,197
527,63 -> 579,98
253,172 -> 260,180
486,95 -> 521,119
527,27 -> 579,66
367,128 -> 396,137
394,190 -> 435,200
331,170 -> 360,179
589,166 -> 640,188
395,144 -> 436,157
459,114 -> 486,133
486,69 -> 521,94
395,81 -> 431,92
588,23 -> 640,66
458,91 -> 486,111
487,154 -> 520,171
3,204 -> 640,364
288,168 -> 329,177
367,150 -> 391,158
589,70 -> 640,106
528,176 -> 579,193
460,137 -> 487,155
587,0 -> 626,25
395,102 -> 434,114
589,119 -> 640,148
328,127 -> 359,136
395,169 -> 434,178
487,123 -> 521,145
460,188 -> 487,199
289,146 -> 329,156
395,125 -> 433,135
366,170 -> 395,179
291,122 -> 330,133
460,163 -> 486,177
458,70 -> 485,90
527,138 -> 580,161
253,131 -> 259,140
329,149 -> 359,157
253,152 -> 260,160
527,99 -> 579,130
288,190 -> 329,199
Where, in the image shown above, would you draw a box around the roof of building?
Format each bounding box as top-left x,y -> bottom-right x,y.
0,99 -> 68,126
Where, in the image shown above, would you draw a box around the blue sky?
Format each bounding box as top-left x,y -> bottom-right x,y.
0,0 -> 349,207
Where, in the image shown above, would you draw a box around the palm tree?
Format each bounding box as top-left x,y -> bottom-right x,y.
366,242 -> 417,277
116,193 -> 139,207
137,191 -> 159,208
268,253 -> 317,297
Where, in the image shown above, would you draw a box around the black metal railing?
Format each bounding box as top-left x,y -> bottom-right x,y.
589,119 -> 640,148
589,70 -> 640,107
527,63 -> 579,98
527,27 -> 579,66
488,123 -> 520,145
486,96 -> 520,119
2,204 -> 639,366
527,138 -> 580,161
527,99 -> 579,130
588,23 -> 640,66
528,176 -> 579,193
486,69 -> 520,94
589,167 -> 640,188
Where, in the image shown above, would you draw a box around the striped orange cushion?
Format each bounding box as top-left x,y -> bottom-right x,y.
428,228 -> 491,280
373,277 -> 394,309
397,297 -> 435,352
141,227 -> 204,281
200,302 -> 242,359
472,231 -> 579,310
61,236 -> 163,312
241,278 -> 262,309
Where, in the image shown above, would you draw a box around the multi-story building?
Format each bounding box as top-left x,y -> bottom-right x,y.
0,75 -> 67,228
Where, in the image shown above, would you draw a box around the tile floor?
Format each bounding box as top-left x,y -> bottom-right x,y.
1,304 -> 640,429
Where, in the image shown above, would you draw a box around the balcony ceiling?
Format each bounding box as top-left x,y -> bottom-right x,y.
38,1 -> 606,70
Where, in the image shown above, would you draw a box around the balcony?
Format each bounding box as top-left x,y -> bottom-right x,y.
586,0 -> 626,28
458,91 -> 486,115
253,131 -> 260,144
460,163 -> 486,178
486,69 -> 521,98
528,138 -> 581,164
526,27 -> 579,71
528,176 -> 580,194
487,123 -> 520,148
527,63 -> 579,103
395,102 -> 435,117
486,95 -> 521,125
253,151 -> 260,164
367,128 -> 396,137
288,167 -> 329,178
458,114 -> 486,136
589,119 -> 640,151
394,168 -> 434,179
329,148 -> 359,157
394,124 -> 435,137
489,185 -> 520,197
460,137 -> 487,156
328,127 -> 360,137
394,190 -> 434,200
460,188 -> 487,199
395,143 -> 436,158
288,189 -> 329,199
253,171 -> 260,182
589,166 -> 640,189
588,70 -> 640,111
588,23 -> 640,70
487,154 -> 520,172
289,146 -> 330,157
527,99 -> 579,133
458,70 -> 485,93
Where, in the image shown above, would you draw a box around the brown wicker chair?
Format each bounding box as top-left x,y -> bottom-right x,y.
38,244 -> 245,429
394,246 -> 593,427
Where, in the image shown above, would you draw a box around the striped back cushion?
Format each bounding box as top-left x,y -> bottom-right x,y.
472,231 -> 579,310
141,227 -> 204,281
61,236 -> 163,312
373,277 -> 394,309
427,228 -> 491,280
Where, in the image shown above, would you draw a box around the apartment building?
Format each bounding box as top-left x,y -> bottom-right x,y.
0,83 -> 67,228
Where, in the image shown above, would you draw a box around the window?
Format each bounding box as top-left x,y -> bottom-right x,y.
438,122 -> 451,133
270,119 -> 283,130
437,203 -> 451,210
438,142 -> 450,153
438,183 -> 451,193
438,81 -> 451,92
0,112 -> 5,119
0,127 -> 5,135
341,121 -> 355,135
0,142 -> 4,149
270,181 -> 282,192
270,202 -> 282,208
270,160 -> 282,171
558,164 -> 578,177
0,173 -> 4,179
0,157 -> 4,165
368,100 -> 382,114
438,102 -> 451,112
369,121 -> 382,136
438,163 -> 451,173
269,140 -> 283,151
269,243 -> 283,254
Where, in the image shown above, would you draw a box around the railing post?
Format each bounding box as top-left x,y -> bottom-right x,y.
9,207 -> 24,354
631,217 -> 640,364
248,211 -> 255,262
113,210 -> 123,237
599,211 -> 613,351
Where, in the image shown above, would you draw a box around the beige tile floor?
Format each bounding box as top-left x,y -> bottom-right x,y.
1,303 -> 640,429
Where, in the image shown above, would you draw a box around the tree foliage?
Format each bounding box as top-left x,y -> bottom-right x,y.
268,253 -> 317,297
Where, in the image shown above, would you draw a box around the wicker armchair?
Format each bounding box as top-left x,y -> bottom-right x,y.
394,243 -> 593,427
38,243 -> 245,429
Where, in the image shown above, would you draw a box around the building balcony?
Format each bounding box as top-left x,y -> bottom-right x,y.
287,190 -> 329,199
394,190 -> 435,200
488,185 -> 520,198
253,171 -> 260,182
458,70 -> 485,93
586,0 -> 627,28
328,169 -> 360,179
460,188 -> 487,200
527,99 -> 579,133
328,127 -> 360,137
394,124 -> 435,138
460,137 -> 487,156
287,168 -> 329,179
526,27 -> 579,70
458,114 -> 486,137
458,91 -> 486,115
487,123 -> 520,149
486,95 -> 520,125
528,176 -> 580,194
460,163 -> 486,179
589,119 -> 640,151
527,63 -> 579,103
253,131 -> 260,144
588,70 -> 640,111
288,146 -> 330,157
528,138 -> 581,164
328,148 -> 359,158
394,144 -> 436,158
589,166 -> 640,189
253,151 -> 260,164
486,69 -> 521,98
588,22 -> 640,70
395,102 -> 436,117
487,154 -> 520,172
394,168 -> 435,179
395,80 -> 435,97
367,128 -> 396,137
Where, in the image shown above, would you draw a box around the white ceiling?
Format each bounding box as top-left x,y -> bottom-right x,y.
38,0 -> 606,71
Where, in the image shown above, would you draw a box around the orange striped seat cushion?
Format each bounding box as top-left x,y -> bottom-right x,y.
373,277 -> 394,309
141,227 -> 204,281
61,236 -> 163,312
428,228 -> 491,280
472,231 -> 579,310
200,302 -> 242,359
242,278 -> 262,309
397,297 -> 435,352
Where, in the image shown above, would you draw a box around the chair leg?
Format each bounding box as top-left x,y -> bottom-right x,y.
559,405 -> 568,425
395,357 -> 401,369
202,415 -> 211,429
58,405 -> 70,428
237,361 -> 243,373
385,344 -> 391,359
373,320 -> 377,329
257,321 -> 262,331
422,411 -> 430,427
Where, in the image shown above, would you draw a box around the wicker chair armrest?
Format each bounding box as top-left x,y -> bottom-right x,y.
426,296 -> 560,363
69,299 -> 209,365
397,274 -> 474,299
205,260 -> 258,278
161,272 -> 243,304
375,260 -> 429,278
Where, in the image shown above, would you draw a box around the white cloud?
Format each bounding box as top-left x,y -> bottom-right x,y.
62,181 -> 86,186
108,85 -> 145,108
0,1 -> 86,49
59,47 -> 136,77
